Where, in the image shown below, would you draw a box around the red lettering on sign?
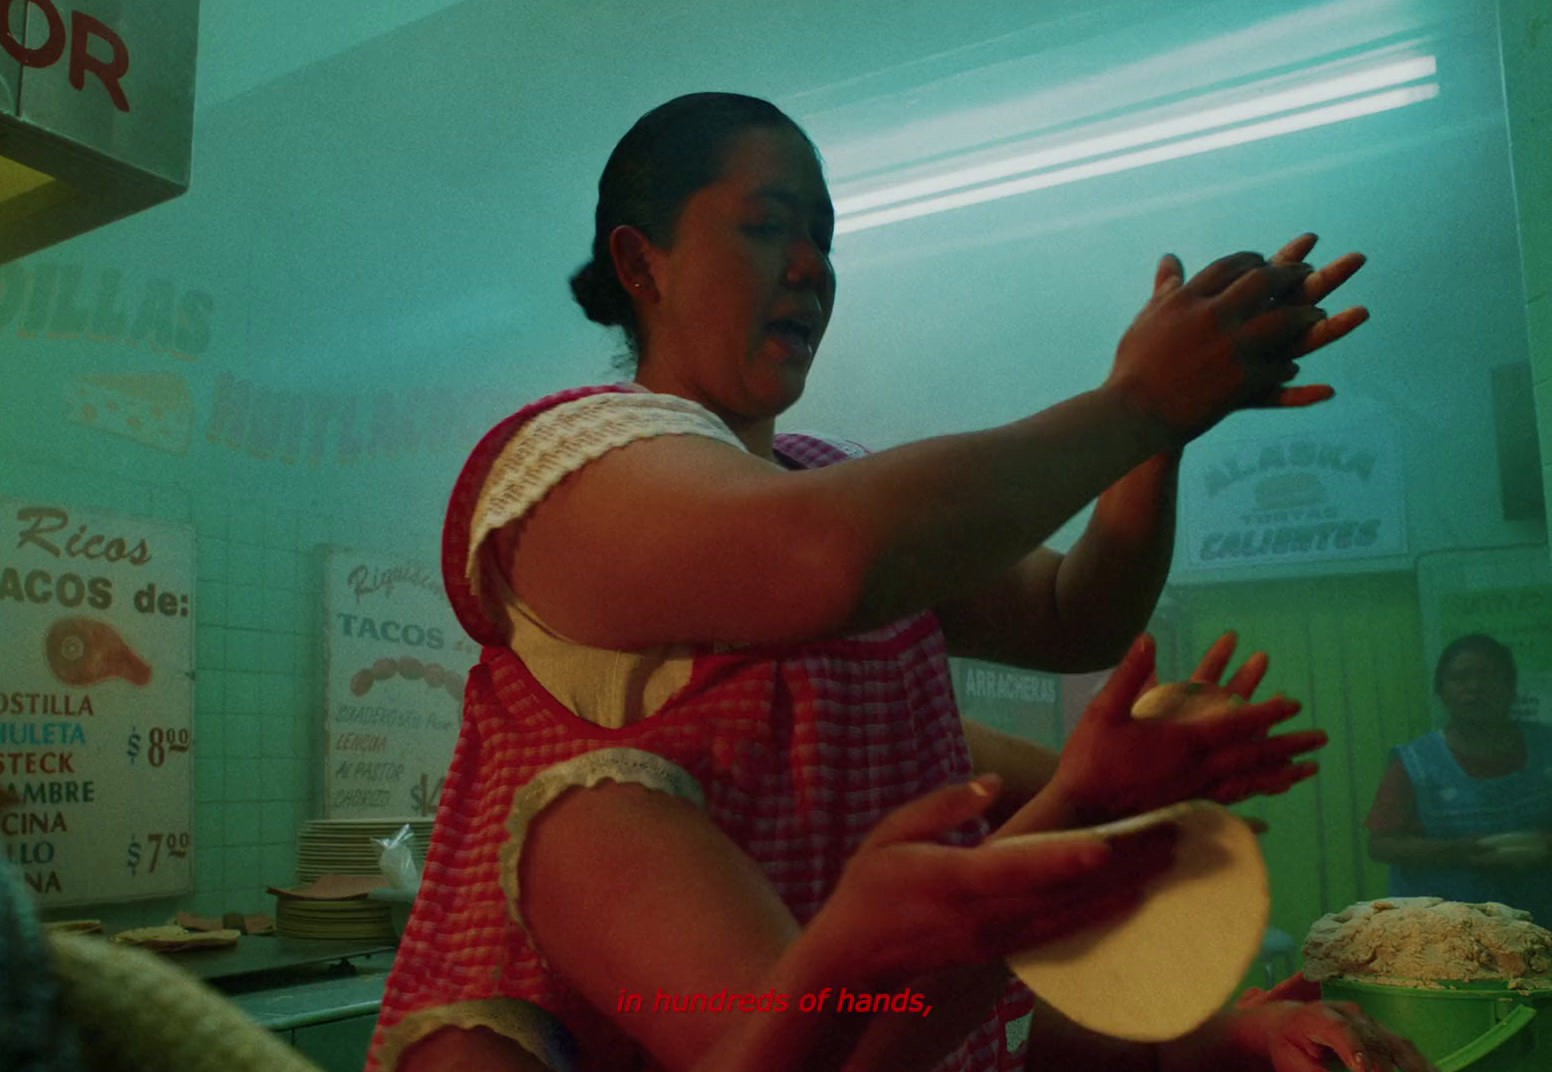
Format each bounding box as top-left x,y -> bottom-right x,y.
69,12 -> 129,112
0,0 -> 66,68
0,1 -> 131,112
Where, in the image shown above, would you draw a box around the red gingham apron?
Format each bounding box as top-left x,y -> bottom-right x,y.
368,385 -> 1034,1071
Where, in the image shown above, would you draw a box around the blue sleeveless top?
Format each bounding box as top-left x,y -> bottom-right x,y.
1388,722 -> 1552,925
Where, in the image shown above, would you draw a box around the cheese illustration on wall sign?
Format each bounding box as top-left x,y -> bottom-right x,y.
66,374 -> 195,454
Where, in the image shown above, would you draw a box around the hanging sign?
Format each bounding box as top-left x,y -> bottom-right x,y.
2,0 -> 200,263
1182,425 -> 1407,572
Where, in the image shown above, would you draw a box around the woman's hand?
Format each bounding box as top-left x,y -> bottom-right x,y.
1107,234 -> 1367,443
808,775 -> 1178,988
1468,830 -> 1552,869
1238,971 -> 1322,1007
1269,233 -> 1369,354
1368,832 -> 1487,870
1217,998 -> 1438,1072
1180,630 -> 1271,698
1173,973 -> 1438,1072
1006,634 -> 1326,832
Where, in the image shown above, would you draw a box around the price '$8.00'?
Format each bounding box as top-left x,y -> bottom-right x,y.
125,726 -> 193,768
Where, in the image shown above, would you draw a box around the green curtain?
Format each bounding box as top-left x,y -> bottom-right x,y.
1178,572 -> 1430,951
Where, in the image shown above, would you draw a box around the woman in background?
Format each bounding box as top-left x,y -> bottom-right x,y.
370,92 -> 1425,1072
1367,633 -> 1552,922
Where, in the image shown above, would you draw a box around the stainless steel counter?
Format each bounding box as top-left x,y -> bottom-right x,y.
224,950 -> 395,1030
179,939 -> 398,1072
178,937 -> 396,985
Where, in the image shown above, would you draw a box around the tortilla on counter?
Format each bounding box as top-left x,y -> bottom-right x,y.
1001,800 -> 1269,1041
110,925 -> 241,952
44,920 -> 104,935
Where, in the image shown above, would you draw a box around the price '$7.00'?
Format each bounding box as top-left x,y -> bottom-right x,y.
125,832 -> 191,877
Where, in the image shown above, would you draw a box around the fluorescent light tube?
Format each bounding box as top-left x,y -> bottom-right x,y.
836,55 -> 1436,217
836,81 -> 1438,234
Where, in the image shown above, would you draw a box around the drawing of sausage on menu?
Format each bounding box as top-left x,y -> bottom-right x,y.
45,617 -> 153,687
349,656 -> 462,700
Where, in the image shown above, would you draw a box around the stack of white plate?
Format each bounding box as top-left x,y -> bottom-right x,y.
294,817 -> 434,883
275,896 -> 397,941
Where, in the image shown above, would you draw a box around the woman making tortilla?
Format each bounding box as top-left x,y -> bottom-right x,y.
1367,633 -> 1552,923
369,93 -> 1430,1072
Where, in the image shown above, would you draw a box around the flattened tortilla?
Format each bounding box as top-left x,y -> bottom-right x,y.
44,919 -> 103,935
110,925 -> 241,952
1001,800 -> 1269,1041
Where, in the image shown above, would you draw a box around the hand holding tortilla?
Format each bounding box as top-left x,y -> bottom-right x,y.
806,777 -> 1181,989
998,816 -> 1443,1066
1001,800 -> 1270,1042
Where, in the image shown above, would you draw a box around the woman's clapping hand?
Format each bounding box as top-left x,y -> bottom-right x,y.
1000,633 -> 1326,835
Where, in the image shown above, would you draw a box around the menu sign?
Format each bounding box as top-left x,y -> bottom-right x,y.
0,499 -> 194,905
322,550 -> 472,819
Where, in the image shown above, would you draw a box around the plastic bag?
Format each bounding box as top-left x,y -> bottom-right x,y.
371,823 -> 421,894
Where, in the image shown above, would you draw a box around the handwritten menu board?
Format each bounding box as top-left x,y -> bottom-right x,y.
0,499 -> 194,906
322,549 -> 473,819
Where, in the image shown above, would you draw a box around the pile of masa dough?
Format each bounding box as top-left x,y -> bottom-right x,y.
1304,897 -> 1552,990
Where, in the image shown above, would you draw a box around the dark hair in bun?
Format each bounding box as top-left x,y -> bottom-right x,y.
569,92 -> 819,367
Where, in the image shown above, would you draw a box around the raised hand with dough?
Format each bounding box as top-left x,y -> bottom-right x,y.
1000,633 -> 1326,836
1135,629 -> 1271,706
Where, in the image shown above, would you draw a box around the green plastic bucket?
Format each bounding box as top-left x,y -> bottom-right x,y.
1320,978 -> 1552,1072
